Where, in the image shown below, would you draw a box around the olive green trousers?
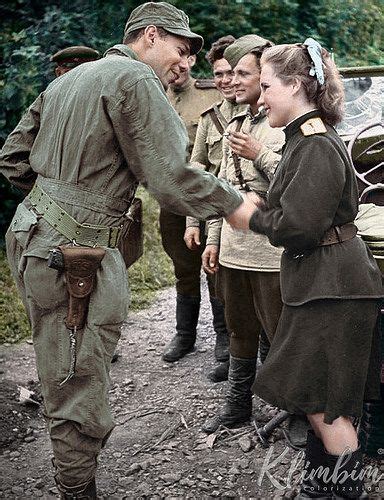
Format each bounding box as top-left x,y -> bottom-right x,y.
217,266 -> 282,358
159,209 -> 216,297
6,204 -> 129,487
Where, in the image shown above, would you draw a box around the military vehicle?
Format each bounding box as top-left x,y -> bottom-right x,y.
338,65 -> 384,202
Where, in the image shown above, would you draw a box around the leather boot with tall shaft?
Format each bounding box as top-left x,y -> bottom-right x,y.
202,355 -> 257,433
162,294 -> 200,362
298,431 -> 366,499
210,297 -> 230,362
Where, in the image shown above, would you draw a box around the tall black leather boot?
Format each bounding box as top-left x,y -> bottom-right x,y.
162,294 -> 200,362
298,431 -> 334,498
56,477 -> 97,499
202,355 -> 256,433
210,297 -> 229,362
331,446 -> 366,499
298,431 -> 366,499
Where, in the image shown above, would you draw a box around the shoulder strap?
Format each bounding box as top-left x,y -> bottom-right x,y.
231,116 -> 251,192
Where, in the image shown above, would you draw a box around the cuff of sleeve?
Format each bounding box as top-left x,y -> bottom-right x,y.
253,145 -> 268,169
186,217 -> 200,228
249,209 -> 262,233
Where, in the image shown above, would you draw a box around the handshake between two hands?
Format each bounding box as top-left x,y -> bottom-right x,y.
225,191 -> 264,230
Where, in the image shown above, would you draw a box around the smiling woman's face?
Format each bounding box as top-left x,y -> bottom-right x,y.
258,63 -> 297,128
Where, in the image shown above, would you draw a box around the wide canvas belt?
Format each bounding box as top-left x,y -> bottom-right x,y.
28,184 -> 121,248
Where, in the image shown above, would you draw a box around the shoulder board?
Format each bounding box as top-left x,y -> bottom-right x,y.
300,117 -> 327,136
200,100 -> 224,117
228,110 -> 248,125
194,78 -> 217,89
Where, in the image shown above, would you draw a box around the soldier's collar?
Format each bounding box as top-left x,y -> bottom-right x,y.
284,110 -> 324,140
104,44 -> 139,61
247,106 -> 266,124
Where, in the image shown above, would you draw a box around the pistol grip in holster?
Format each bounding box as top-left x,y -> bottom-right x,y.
59,245 -> 106,330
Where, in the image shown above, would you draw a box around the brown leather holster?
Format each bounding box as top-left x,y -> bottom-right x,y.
59,245 -> 106,330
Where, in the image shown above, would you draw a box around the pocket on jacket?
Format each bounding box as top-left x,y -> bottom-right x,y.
9,203 -> 38,250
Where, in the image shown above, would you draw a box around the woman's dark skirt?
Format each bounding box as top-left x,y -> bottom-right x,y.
252,298 -> 382,424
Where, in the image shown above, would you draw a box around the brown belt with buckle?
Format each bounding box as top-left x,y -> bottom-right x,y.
319,222 -> 357,246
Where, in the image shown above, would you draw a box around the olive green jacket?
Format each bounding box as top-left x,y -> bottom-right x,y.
0,45 -> 242,224
207,109 -> 285,272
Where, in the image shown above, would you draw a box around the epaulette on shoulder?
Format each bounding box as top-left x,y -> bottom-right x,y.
194,78 -> 216,89
300,117 -> 327,136
228,109 -> 248,125
200,100 -> 223,117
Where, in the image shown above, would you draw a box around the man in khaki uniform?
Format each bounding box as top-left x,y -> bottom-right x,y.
183,35 -> 246,380
51,45 -> 100,77
160,52 -> 224,363
201,35 -> 285,433
0,3 -> 256,497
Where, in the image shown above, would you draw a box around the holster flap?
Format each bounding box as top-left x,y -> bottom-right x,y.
59,245 -> 106,329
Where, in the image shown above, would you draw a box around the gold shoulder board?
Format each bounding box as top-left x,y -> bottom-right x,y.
300,117 -> 327,136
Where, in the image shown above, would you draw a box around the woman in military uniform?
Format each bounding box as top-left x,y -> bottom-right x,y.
248,40 -> 383,498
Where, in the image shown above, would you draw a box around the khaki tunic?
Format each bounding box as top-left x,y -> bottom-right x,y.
186,98 -> 245,228
167,77 -> 220,155
207,109 -> 285,272
0,44 -> 242,486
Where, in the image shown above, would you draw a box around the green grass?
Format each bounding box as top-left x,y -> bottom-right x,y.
0,187 -> 174,343
0,248 -> 31,344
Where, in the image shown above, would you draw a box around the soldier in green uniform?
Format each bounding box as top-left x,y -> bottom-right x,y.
201,35 -> 285,433
0,2 -> 257,497
183,35 -> 246,380
160,47 -> 225,364
245,40 -> 383,497
51,45 -> 100,77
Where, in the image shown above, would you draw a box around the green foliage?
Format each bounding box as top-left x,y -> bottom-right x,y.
0,249 -> 31,344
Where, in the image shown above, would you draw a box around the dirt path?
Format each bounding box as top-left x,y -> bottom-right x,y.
1,284 -> 383,499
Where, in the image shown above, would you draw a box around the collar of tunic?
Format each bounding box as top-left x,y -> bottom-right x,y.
284,109 -> 321,140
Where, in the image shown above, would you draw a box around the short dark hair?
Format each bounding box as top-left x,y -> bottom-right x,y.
206,35 -> 235,66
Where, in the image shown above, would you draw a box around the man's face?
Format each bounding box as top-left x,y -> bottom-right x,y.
145,31 -> 191,90
213,58 -> 235,101
233,53 -> 261,109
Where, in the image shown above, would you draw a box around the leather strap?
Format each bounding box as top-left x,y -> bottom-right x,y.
231,116 -> 250,191
319,223 -> 357,246
28,184 -> 121,247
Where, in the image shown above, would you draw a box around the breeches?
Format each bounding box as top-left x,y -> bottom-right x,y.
6,214 -> 129,487
217,266 -> 282,358
159,209 -> 215,297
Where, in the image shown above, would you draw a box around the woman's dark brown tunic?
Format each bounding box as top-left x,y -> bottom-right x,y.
249,110 -> 383,422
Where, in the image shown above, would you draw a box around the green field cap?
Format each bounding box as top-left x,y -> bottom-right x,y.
124,2 -> 203,55
224,34 -> 273,68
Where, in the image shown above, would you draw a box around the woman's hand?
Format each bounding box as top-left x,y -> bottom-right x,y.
202,244 -> 219,274
184,227 -> 201,250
